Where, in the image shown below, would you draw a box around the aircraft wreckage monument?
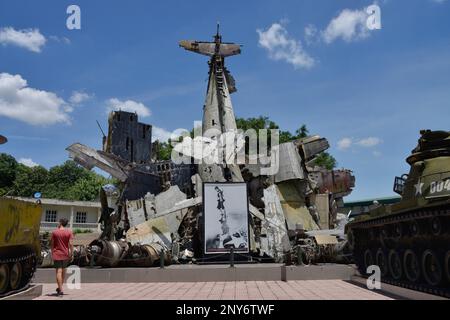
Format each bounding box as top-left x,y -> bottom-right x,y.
61,27 -> 355,268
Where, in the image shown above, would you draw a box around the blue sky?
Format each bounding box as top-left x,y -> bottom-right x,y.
0,0 -> 449,201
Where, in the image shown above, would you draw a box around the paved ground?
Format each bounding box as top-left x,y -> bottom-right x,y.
34,280 -> 392,300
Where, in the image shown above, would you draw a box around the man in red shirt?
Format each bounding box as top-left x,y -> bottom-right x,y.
51,218 -> 74,296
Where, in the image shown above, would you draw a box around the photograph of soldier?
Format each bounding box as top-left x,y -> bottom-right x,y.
204,183 -> 249,254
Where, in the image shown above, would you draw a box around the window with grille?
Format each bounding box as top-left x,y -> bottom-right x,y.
45,210 -> 57,222
75,212 -> 87,224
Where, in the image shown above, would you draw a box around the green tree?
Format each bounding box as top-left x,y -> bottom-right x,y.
12,164 -> 49,197
153,116 -> 337,170
154,140 -> 174,161
236,117 -> 337,169
235,116 -> 278,132
1,153 -> 116,201
313,152 -> 337,170
65,172 -> 110,201
0,153 -> 18,194
44,161 -> 90,198
295,125 -> 309,139
279,130 -> 294,143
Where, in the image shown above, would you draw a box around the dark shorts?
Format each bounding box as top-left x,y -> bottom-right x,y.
53,260 -> 70,269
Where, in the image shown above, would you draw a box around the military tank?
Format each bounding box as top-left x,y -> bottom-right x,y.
0,198 -> 42,296
346,130 -> 450,297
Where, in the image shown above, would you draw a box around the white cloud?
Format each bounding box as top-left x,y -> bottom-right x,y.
322,8 -> 370,43
337,136 -> 382,151
152,126 -> 173,142
304,24 -> 319,45
0,73 -> 71,126
372,150 -> 382,157
18,158 -> 39,168
69,91 -> 92,104
49,35 -> 71,45
257,22 -> 315,69
106,98 -> 151,118
356,137 -> 382,147
0,27 -> 46,53
337,137 -> 353,150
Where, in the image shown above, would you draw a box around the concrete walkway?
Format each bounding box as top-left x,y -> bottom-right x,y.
34,280 -> 392,300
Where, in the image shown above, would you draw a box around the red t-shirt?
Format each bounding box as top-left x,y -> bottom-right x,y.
51,228 -> 73,261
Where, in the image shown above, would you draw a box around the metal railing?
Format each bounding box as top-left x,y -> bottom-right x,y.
72,222 -> 99,230
40,222 -> 58,229
40,221 -> 99,231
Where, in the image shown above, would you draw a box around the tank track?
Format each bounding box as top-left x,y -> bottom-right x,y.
350,205 -> 450,299
0,251 -> 37,298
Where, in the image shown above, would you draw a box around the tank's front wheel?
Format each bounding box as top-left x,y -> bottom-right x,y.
0,264 -> 10,295
9,262 -> 23,291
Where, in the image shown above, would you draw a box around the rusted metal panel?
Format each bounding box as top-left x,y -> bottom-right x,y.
314,193 -> 330,230
276,181 -> 320,231
126,216 -> 174,248
308,168 -> 355,198
312,234 -> 338,245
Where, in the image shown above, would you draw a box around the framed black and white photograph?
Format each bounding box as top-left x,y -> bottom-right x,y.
203,182 -> 249,255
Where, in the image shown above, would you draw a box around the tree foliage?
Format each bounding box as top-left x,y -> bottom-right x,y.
65,172 -> 110,201
152,116 -> 337,169
154,141 -> 174,161
0,154 -> 114,201
313,152 -> 337,170
0,153 -> 18,193
235,117 -> 337,169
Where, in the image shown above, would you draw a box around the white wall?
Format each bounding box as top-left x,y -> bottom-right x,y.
40,203 -> 100,231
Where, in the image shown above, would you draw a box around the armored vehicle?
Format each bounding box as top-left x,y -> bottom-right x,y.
0,198 -> 42,296
346,130 -> 450,297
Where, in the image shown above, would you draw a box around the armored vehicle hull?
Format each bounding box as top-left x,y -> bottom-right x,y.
0,198 -> 42,296
346,130 -> 450,298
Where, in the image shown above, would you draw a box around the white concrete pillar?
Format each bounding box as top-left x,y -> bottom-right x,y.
69,206 -> 74,229
97,207 -> 101,232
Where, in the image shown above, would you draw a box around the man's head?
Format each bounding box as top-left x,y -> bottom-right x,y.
59,218 -> 69,228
